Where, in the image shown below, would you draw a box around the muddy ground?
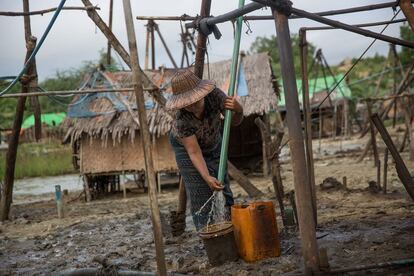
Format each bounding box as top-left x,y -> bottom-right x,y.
1,135 -> 414,275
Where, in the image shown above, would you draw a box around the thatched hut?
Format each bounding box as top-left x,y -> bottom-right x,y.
64,53 -> 278,197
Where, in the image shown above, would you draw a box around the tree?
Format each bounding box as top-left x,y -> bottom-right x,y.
249,34 -> 316,77
399,24 -> 414,65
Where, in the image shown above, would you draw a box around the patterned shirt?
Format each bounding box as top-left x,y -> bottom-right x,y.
171,88 -> 226,151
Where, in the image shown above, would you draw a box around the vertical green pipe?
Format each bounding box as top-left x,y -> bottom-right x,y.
217,0 -> 245,183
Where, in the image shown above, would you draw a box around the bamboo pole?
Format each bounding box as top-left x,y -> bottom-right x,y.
80,0 -> 166,106
383,149 -> 389,194
149,20 -> 156,70
144,24 -> 150,70
366,101 -> 380,167
193,0 -> 212,78
0,6 -> 99,16
303,18 -> 406,31
122,0 -> 166,274
107,0 -> 114,66
23,0 -> 41,142
252,0 -> 414,49
136,1 -> 409,21
154,23 -> 178,68
0,87 -> 150,98
299,29 -> 317,226
371,113 -> 414,201
0,37 -> 36,221
271,7 -> 319,273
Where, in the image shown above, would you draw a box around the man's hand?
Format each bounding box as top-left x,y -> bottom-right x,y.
224,96 -> 243,113
205,175 -> 224,191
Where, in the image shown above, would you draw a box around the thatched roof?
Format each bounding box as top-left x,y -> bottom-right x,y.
63,53 -> 277,144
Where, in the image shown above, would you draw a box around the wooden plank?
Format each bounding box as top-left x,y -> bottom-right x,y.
271,7 -> 319,273
122,0 -> 166,274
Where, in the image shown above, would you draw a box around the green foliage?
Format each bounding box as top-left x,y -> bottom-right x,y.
0,142 -> 74,179
249,34 -> 316,76
399,24 -> 414,65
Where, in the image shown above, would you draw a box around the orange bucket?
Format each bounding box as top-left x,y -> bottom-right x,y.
231,201 -> 281,262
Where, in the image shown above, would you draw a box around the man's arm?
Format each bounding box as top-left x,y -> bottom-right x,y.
224,96 -> 244,126
180,135 -> 224,190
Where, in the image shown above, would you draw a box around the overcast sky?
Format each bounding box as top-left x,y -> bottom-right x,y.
0,0 -> 406,81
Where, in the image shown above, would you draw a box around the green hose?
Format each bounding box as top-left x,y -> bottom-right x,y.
217,0 -> 245,183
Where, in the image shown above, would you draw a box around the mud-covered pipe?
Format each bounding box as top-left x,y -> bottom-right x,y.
59,268 -> 185,276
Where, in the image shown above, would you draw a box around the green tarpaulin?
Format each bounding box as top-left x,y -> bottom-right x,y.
22,112 -> 66,129
278,74 -> 352,107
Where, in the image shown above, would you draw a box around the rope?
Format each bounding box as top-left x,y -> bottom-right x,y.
316,8 -> 401,109
0,0 -> 67,96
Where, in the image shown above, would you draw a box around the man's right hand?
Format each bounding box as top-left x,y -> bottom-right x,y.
205,175 -> 224,191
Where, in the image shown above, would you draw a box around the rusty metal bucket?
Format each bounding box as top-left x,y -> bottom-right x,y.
199,222 -> 239,266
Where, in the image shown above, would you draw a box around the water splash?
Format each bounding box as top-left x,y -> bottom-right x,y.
196,191 -> 229,227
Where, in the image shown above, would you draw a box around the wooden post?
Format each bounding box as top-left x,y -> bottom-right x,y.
55,185 -> 64,218
400,0 -> 414,32
255,117 -> 287,226
371,113 -> 414,201
83,175 -> 92,202
383,149 -> 388,194
403,104 -> 414,161
193,0 -> 212,78
377,160 -> 381,191
261,114 -> 270,177
122,1 -> 166,275
0,0 -> 38,220
144,23 -> 150,70
318,108 -> 323,153
107,0 -> 114,65
23,0 -> 41,142
227,161 -> 264,198
342,176 -> 347,189
344,99 -> 350,137
299,29 -> 317,226
149,19 -> 156,70
271,7 -> 319,273
366,100 -> 379,166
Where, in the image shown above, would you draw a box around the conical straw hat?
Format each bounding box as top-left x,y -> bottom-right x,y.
166,69 -> 216,110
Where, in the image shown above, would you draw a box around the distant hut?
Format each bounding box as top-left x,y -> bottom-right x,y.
278,74 -> 352,138
63,53 -> 278,199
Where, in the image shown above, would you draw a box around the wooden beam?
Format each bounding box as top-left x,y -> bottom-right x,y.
0,5 -> 99,16
227,161 -> 264,197
400,0 -> 414,32
194,0 -> 212,78
154,23 -> 178,68
80,0 -> 166,106
366,100 -> 380,167
0,36 -> 36,221
106,0 -> 114,66
271,7 -> 319,273
122,0 -> 166,274
371,113 -> 414,201
299,29 -> 317,226
255,117 -> 286,226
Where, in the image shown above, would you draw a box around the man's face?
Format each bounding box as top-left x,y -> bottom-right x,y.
184,99 -> 204,114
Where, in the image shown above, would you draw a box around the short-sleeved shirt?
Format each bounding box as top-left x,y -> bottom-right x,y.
171,88 -> 226,151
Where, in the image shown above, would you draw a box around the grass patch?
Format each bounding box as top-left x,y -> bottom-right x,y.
0,142 -> 75,179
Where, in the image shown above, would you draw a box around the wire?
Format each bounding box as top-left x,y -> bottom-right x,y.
0,0 -> 67,96
316,8 -> 401,109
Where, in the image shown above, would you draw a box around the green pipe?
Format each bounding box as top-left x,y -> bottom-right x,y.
217,0 -> 245,183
